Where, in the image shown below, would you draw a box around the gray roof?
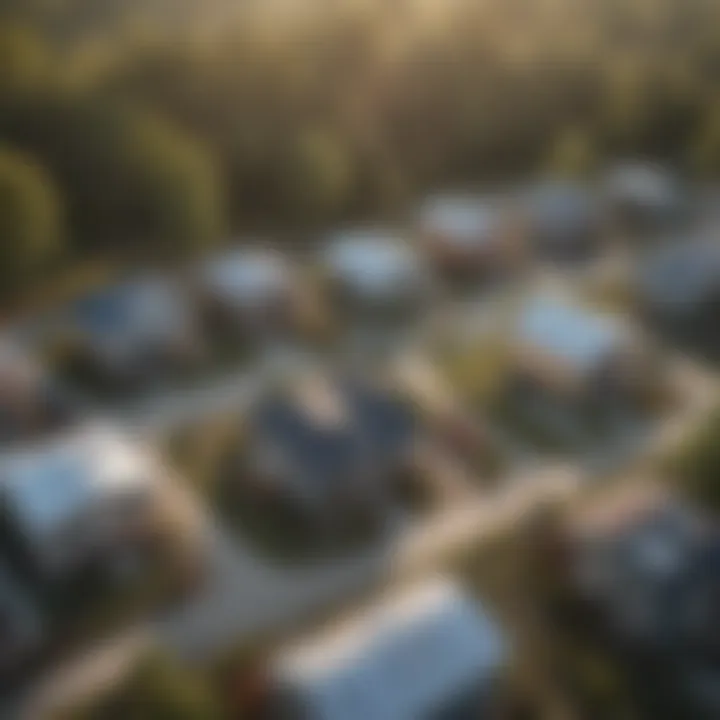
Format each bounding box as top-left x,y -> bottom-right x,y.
604,162 -> 680,211
201,247 -> 292,308
322,229 -> 427,300
274,577 -> 507,720
517,295 -> 626,374
524,181 -> 599,240
639,239 -> 720,314
250,376 -> 416,508
419,195 -> 500,249
575,498 -> 711,644
72,275 -> 193,361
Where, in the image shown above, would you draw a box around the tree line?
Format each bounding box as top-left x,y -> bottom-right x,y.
2,0 -> 720,303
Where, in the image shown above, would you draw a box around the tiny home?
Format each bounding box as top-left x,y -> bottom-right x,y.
321,228 -> 431,313
418,194 -> 515,281
269,577 -> 508,720
0,424 -> 164,580
199,247 -> 298,340
521,180 -> 602,262
67,275 -> 201,386
243,373 -> 418,536
603,162 -> 685,233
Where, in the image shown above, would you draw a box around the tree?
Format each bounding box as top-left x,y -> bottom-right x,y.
0,145 -> 63,296
114,108 -> 225,258
544,127 -> 598,178
0,95 -> 225,259
61,651 -> 224,720
0,23 -> 51,96
665,408 -> 720,510
282,126 -> 355,224
688,100 -> 720,175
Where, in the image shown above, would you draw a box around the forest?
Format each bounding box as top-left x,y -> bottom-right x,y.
1,0 -> 720,305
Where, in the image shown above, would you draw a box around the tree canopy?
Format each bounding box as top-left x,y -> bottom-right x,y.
0,144 -> 62,296
2,0 -> 720,297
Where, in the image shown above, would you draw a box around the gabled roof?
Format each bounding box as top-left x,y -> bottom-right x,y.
0,425 -> 156,544
516,294 -> 627,376
419,194 -> 500,249
274,577 -> 507,720
250,375 -> 416,506
200,247 -> 292,308
322,229 -> 426,300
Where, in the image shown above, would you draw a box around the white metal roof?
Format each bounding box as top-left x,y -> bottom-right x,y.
419,195 -> 499,249
274,577 -> 507,720
0,425 -> 156,543
201,247 -> 292,307
517,294 -> 626,374
323,229 -> 426,299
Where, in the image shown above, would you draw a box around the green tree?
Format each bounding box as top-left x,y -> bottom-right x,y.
282,126 -> 354,223
115,108 -> 225,258
688,100 -> 720,175
0,145 -> 63,296
0,23 -> 51,96
61,651 -> 224,720
665,407 -> 720,509
0,95 -> 224,259
544,127 -> 598,178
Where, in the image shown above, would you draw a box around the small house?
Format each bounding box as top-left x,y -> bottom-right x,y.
269,577 -> 508,720
570,482 -> 720,652
511,293 -> 646,406
566,482 -> 720,716
417,194 -> 515,281
67,275 -> 201,385
198,247 -> 298,339
321,228 -> 431,313
639,239 -> 720,320
243,373 -> 418,535
521,180 -> 602,262
0,424 -> 163,581
603,162 -> 685,233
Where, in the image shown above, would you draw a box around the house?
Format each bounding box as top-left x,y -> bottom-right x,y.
417,194 -> 515,281
242,373 -> 418,535
639,238 -> 720,319
521,180 -> 602,261
0,563 -> 43,676
603,162 -> 685,233
637,238 -> 720,359
198,247 -> 298,339
268,576 -> 508,720
320,228 -> 431,313
567,482 -> 720,716
510,293 -> 645,404
0,424 -> 164,581
0,340 -> 71,444
67,274 -> 202,385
